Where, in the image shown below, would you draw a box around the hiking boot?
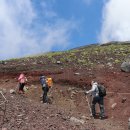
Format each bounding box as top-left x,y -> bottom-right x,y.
43,102 -> 48,105
19,90 -> 25,94
99,116 -> 105,120
18,90 -> 22,94
90,114 -> 96,118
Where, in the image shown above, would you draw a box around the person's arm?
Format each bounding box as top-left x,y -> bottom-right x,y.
18,76 -> 20,80
86,84 -> 96,94
18,77 -> 21,81
18,74 -> 23,81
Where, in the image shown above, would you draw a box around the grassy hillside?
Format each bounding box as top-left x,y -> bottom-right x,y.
0,42 -> 130,73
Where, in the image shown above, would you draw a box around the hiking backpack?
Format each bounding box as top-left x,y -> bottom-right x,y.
46,78 -> 53,88
97,84 -> 106,97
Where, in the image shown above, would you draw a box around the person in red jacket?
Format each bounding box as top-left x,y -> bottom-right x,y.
18,73 -> 27,94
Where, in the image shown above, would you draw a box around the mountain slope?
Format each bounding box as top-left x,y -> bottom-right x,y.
0,42 -> 130,130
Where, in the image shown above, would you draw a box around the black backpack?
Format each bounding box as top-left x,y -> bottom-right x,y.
97,84 -> 106,97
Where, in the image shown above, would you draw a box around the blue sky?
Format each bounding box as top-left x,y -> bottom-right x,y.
0,0 -> 130,60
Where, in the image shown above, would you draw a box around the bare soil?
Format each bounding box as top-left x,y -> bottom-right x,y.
0,65 -> 130,130
0,44 -> 130,130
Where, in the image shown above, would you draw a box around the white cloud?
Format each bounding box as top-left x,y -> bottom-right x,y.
99,0 -> 130,43
0,0 -> 76,60
41,1 -> 57,18
41,20 -> 76,51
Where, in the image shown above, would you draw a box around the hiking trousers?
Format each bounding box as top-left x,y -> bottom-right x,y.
19,83 -> 25,92
42,86 -> 49,103
91,96 -> 105,117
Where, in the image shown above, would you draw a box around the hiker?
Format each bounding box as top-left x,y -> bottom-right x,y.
18,73 -> 27,94
40,75 -> 49,103
85,80 -> 105,119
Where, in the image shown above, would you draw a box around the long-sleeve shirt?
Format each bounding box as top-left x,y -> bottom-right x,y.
18,74 -> 27,83
87,82 -> 99,97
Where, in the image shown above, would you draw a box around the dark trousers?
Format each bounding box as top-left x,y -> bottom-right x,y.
91,96 -> 105,117
19,83 -> 25,92
42,87 -> 49,103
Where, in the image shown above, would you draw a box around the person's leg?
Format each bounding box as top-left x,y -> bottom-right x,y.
91,97 -> 97,117
19,83 -> 23,93
19,83 -> 21,91
99,97 -> 105,118
43,87 -> 47,103
46,87 -> 49,103
21,83 -> 25,93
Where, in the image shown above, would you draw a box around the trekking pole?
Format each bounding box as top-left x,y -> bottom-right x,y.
128,117 -> 130,130
86,94 -> 93,117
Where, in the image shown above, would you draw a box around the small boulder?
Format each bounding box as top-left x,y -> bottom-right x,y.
70,117 -> 85,124
10,89 -> 15,94
56,61 -> 61,64
121,62 -> 130,72
74,73 -> 80,75
107,62 -> 113,67
81,115 -> 90,120
23,86 -> 29,91
111,103 -> 117,110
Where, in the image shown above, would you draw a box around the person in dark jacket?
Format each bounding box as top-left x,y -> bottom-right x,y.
86,80 -> 105,119
40,75 -> 49,103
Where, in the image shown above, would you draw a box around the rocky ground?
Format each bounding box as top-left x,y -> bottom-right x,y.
0,43 -> 130,130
